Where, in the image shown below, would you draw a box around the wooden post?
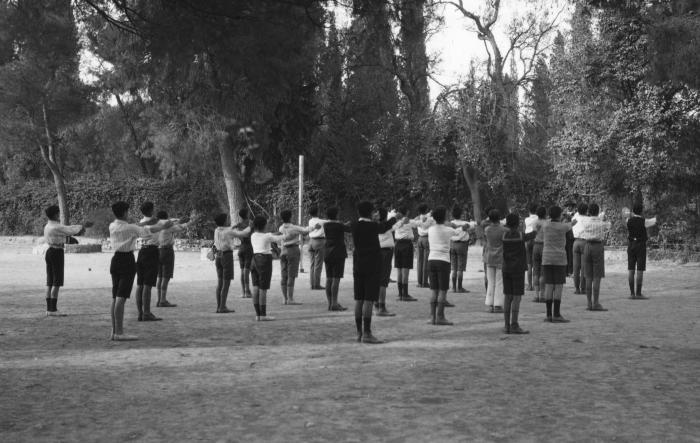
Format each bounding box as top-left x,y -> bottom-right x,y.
298,155 -> 305,273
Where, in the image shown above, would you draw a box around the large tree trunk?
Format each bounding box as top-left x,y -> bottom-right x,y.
217,132 -> 246,225
462,163 -> 482,223
40,103 -> 70,225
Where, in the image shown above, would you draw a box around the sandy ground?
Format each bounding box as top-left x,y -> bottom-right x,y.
1,236 -> 700,442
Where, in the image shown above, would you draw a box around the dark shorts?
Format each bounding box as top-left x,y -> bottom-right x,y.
136,246 -> 159,286
532,242 -> 544,274
110,251 -> 136,299
450,241 -> 468,272
525,239 -> 534,266
428,260 -> 451,291
583,241 -> 605,279
238,247 -> 253,270
45,247 -> 65,287
627,240 -> 647,271
216,251 -> 234,281
280,244 -> 301,281
251,253 -> 273,290
324,257 -> 346,279
353,272 -> 380,302
158,247 -> 175,279
394,240 -> 414,269
543,265 -> 567,285
503,270 -> 526,295
379,248 -> 393,287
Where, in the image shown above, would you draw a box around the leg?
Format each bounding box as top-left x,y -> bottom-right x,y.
325,276 -> 333,309
142,285 -> 161,320
628,270 -> 636,297
114,297 -> 126,336
635,271 -> 645,298
436,290 -> 452,325
354,300 -> 363,341
259,289 -> 273,320
510,295 -> 528,334
280,255 -> 289,302
219,279 -> 233,312
552,284 -> 570,322
45,286 -> 52,313
156,277 -> 163,304
252,285 -> 261,319
493,268 -> 504,310
592,277 -> 605,310
331,278 -> 342,309
287,276 -> 298,304
429,290 -> 438,324
544,284 -> 554,321
485,266 -> 496,310
361,300 -> 382,343
110,298 -> 116,337
160,278 -> 172,305
503,293 -> 513,333
216,278 -> 223,312
135,285 -> 143,319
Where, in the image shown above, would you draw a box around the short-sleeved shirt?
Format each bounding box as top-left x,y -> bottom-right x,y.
44,220 -> 82,246
524,214 -> 538,234
251,232 -> 286,255
139,217 -> 160,246
533,218 -> 547,242
450,220 -> 472,242
428,224 -> 462,263
484,224 -> 509,266
542,221 -> 572,266
158,222 -> 187,247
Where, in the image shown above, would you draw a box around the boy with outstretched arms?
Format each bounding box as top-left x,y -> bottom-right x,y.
484,209 -> 509,313
155,210 -> 191,308
578,203 -> 611,311
392,206 -> 418,302
278,210 -> 313,305
571,203 -> 589,294
449,206 -> 473,294
531,206 -> 548,302
626,203 -> 656,299
502,213 -> 536,334
307,206 -> 327,290
135,201 -> 161,322
541,206 -> 572,323
42,205 -> 87,316
376,207 -> 399,317
524,203 -> 539,291
234,208 -> 253,298
109,201 -> 172,341
213,213 -> 251,313
250,215 -> 288,321
323,206 -> 351,311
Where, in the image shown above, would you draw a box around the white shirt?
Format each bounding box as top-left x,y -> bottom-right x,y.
158,221 -> 187,247
278,223 -> 309,246
524,214 -> 539,234
394,218 -> 417,240
214,226 -> 251,251
571,213 -> 589,238
378,219 -> 399,248
579,216 -> 611,241
44,220 -> 82,246
308,217 -> 327,239
251,232 -> 286,254
109,220 -> 156,253
139,216 -> 160,246
428,224 -> 462,262
450,220 -> 473,242
416,214 -> 434,237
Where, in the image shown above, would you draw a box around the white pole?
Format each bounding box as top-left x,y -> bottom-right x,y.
298,155 -> 305,273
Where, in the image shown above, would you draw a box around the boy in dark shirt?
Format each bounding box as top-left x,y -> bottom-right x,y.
234,208 -> 254,298
322,207 -> 351,311
627,203 -> 656,299
502,213 -> 535,334
352,201 -> 396,344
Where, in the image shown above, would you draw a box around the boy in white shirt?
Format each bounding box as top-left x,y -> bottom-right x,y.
524,203 -> 539,291
155,210 -> 192,308
213,213 -> 252,313
278,209 -> 314,305
251,215 -> 289,321
449,206 -> 473,294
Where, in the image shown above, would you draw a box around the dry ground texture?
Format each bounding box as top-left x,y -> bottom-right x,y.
1,236 -> 699,442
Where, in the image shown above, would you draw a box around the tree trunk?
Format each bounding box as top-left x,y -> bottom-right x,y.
217,132 -> 246,225
40,103 -> 70,225
462,163 -> 482,223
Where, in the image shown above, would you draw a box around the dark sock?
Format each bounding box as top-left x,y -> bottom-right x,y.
363,316 -> 372,335
451,275 -> 456,290
545,300 -> 552,317
398,283 -> 404,299
51,298 -> 58,312
355,316 -> 362,334
46,298 -> 51,311
553,300 -> 561,317
458,275 -> 463,289
253,303 -> 261,316
636,280 -> 643,297
261,305 -> 267,317
379,303 -> 385,310
629,275 -> 635,296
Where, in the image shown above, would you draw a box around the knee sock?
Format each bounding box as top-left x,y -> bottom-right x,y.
253,303 -> 261,316
451,273 -> 457,290
545,300 -> 552,317
355,316 -> 362,335
398,283 -> 405,299
458,274 -> 464,290
281,284 -> 288,301
635,274 -> 643,296
46,298 -> 51,311
504,294 -> 512,328
628,272 -> 635,296
261,305 -> 267,317
363,316 -> 372,335
52,298 -> 58,311
553,300 -> 561,317
511,309 -> 519,327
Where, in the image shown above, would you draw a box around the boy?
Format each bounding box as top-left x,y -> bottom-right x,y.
393,206 -> 418,302
578,203 -> 611,311
541,206 -> 572,323
571,203 -> 589,294
524,204 -> 539,291
531,206 -> 547,302
352,201 -> 396,344
155,210 -> 191,308
307,206 -> 327,290
135,201 -> 161,322
627,203 -> 657,299
376,207 -> 399,317
109,201 -> 172,341
416,203 -> 431,288
502,213 -> 534,334
323,207 -> 352,311
484,209 -> 508,313
42,205 -> 87,316
213,213 -> 251,313
449,206 -> 472,294
234,208 -> 253,298
250,215 -> 288,321
278,210 -> 313,305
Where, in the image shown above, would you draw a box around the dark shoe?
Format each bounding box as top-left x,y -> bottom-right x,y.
137,313 -> 143,321
158,300 -> 177,307
435,318 -> 453,326
315,286 -> 326,290
357,334 -> 362,342
142,313 -> 162,321
543,316 -> 552,323
552,315 -> 570,323
377,310 -> 396,317
287,300 -> 302,305
527,286 -> 534,292
219,307 -> 234,313
402,295 -> 418,302
510,324 -> 529,334
591,304 -> 608,311
635,295 -> 648,300
493,306 -> 504,313
443,300 -> 455,308
488,306 -> 495,313
503,326 -> 511,334
457,288 -> 470,293
361,334 -> 384,344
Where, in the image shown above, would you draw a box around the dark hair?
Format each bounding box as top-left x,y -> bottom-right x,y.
433,206 -> 447,224
156,210 -> 168,220
417,203 -> 429,215
378,207 -> 388,222
238,208 -> 249,219
398,206 -> 409,217
326,206 -> 339,219
45,205 -> 60,220
577,203 -> 588,216
309,206 -> 318,217
536,206 -> 547,219
488,209 -> 500,223
549,206 -> 563,220
452,206 -> 463,219
253,215 -> 267,231
357,201 -> 374,218
632,202 -> 643,215
528,203 -> 539,214
280,209 -> 292,223
112,201 -> 130,218
140,201 -> 154,216
506,213 -> 519,228
588,203 -> 600,216
214,213 -> 228,227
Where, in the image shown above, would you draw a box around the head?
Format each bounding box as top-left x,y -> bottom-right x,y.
378,207 -> 388,222
156,210 -> 168,220
452,206 -> 463,220
280,209 -> 292,223
417,203 -> 429,215
488,209 -> 500,223
549,206 -> 563,220
536,206 -> 547,219
214,213 -> 228,227
112,201 -> 130,219
253,215 -> 267,232
357,201 -> 374,219
577,203 -> 588,216
238,208 -> 249,220
506,213 -> 519,229
588,203 -> 600,217
326,206 -> 339,220
397,206 -> 409,218
45,205 -> 60,221
309,206 -> 318,217
432,206 -> 447,224
632,202 -> 643,215
140,201 -> 154,217
528,203 -> 539,215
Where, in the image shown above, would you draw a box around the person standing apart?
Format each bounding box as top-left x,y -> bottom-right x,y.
42,205 -> 86,316
524,203 -> 539,292
155,210 -> 191,308
626,203 -> 656,299
278,210 -> 312,305
307,206 -> 327,290
541,206 -> 572,323
578,203 -> 611,311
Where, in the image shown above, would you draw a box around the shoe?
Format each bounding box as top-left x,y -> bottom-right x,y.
586,304 -> 593,311
543,316 -> 552,323
402,295 -> 418,302
457,288 -> 470,293
255,316 -> 260,321
336,304 -> 347,311
591,304 -> 608,311
46,311 -> 51,317
552,316 -> 570,323
48,310 -> 68,317
361,334 -> 384,344
532,297 -> 540,303
138,313 -> 144,321
488,306 -> 495,313
259,316 -> 275,321
357,334 -> 362,342
142,313 -> 162,321
287,301 -> 302,305
313,286 -> 326,290
377,310 -> 396,317
443,301 -> 455,308
527,286 -> 534,292
503,327 -> 511,334
113,334 -> 138,341
158,301 -> 177,307
435,318 -> 453,326
493,306 -> 503,313
109,332 -> 115,340
510,325 -> 529,334
635,295 -> 648,300
219,307 -> 234,313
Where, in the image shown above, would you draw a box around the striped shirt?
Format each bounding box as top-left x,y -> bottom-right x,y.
278,223 -> 309,246
109,220 -> 157,253
44,220 -> 82,246
158,221 -> 188,247
578,216 -> 611,241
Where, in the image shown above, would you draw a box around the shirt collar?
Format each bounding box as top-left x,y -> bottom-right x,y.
358,217 -> 372,222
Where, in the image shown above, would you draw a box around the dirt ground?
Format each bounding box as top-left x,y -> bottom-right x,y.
1,236 -> 699,442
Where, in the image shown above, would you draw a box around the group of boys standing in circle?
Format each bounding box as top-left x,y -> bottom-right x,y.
41,197 -> 656,343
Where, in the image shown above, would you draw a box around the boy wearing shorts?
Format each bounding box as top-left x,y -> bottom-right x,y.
155,211 -> 191,308
502,213 -> 535,334
323,207 -> 351,311
278,210 -> 313,305
579,203 -> 611,311
392,206 -> 418,302
627,203 -> 656,299
541,206 -> 572,322
450,206 -> 472,294
213,214 -> 251,313
234,208 -> 253,298
250,215 -> 288,321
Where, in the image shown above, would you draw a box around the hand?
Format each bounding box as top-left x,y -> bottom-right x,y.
401,216 -> 409,224
314,223 -> 322,230
162,220 -> 174,229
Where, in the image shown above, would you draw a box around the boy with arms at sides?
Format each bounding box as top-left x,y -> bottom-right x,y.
250,215 -> 289,321
531,206 -> 548,302
234,208 -> 254,298
626,203 -> 656,299
578,203 -> 611,311
541,206 -> 572,323
524,203 -> 539,291
484,209 -> 509,313
135,201 -> 161,322
109,201 -> 172,341
502,213 -> 536,334
155,210 -> 192,308
427,206 -> 469,325
571,203 -> 589,295
449,206 -> 473,294
213,213 -> 252,313
42,205 -> 88,316
323,206 -> 351,311
307,206 -> 327,290
392,206 -> 418,302
352,201 -> 396,343
278,209 -> 314,305
415,203 -> 431,288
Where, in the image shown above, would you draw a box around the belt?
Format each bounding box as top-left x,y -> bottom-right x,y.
586,239 -> 602,243
574,238 -> 585,241
141,244 -> 158,249
396,238 -> 412,242
159,245 -> 174,250
452,240 -> 468,243
48,244 -> 64,249
283,243 -> 300,247
114,251 -> 133,255
419,235 -> 428,238
310,237 -> 325,240
381,247 -> 393,250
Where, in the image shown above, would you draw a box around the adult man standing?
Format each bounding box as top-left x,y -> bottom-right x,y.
307,206 -> 327,290
579,203 -> 611,311
626,203 -> 656,299
571,203 -> 589,294
524,204 -> 539,292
